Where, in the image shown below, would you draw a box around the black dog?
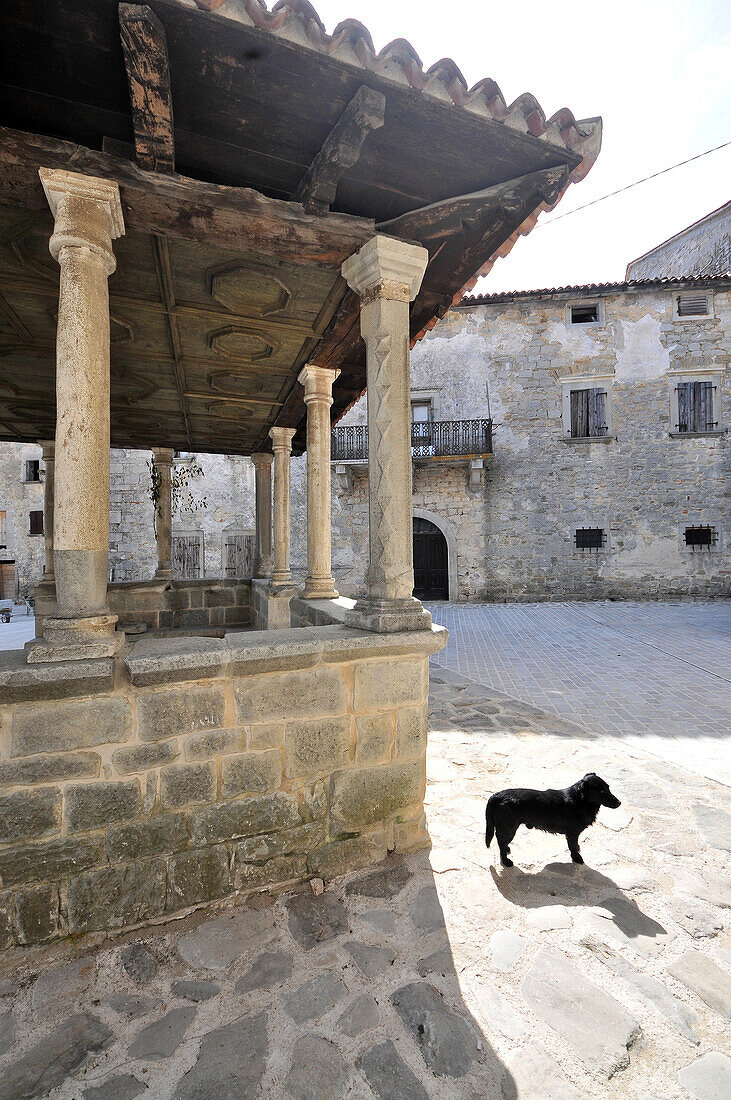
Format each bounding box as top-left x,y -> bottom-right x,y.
485,773 -> 621,867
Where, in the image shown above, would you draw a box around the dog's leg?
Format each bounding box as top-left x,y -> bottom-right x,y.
566,834 -> 584,864
496,825 -> 517,868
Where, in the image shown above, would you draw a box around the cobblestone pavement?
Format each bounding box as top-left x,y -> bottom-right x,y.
1,669 -> 729,1098
0,611 -> 35,651
429,600 -> 731,786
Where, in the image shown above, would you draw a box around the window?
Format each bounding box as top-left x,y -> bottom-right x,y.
570,388 -> 608,438
575,527 -> 606,550
684,525 -> 717,550
29,510 -> 44,536
23,459 -> 41,483
569,303 -> 598,324
411,401 -> 432,423
675,293 -> 709,318
675,381 -> 716,433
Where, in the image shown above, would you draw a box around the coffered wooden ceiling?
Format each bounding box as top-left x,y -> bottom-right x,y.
0,0 -> 602,455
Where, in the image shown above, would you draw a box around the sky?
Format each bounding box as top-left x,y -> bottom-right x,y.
312,0 -> 731,292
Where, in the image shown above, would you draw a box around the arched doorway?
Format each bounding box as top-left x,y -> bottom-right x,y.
413,516 -> 449,600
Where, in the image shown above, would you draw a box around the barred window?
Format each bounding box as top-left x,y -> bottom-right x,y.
575,527 -> 606,550
684,526 -> 717,550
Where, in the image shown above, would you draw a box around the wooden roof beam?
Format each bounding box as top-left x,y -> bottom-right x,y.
119,3 -> 175,174
292,85 -> 386,214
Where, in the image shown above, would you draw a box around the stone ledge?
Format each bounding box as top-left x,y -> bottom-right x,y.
0,652 -> 115,702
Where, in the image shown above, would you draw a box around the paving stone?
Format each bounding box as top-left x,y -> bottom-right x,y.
285,1034 -> 348,1100
670,901 -> 723,940
490,929 -> 526,972
360,909 -> 397,935
346,941 -> 396,977
468,975 -> 524,1040
667,951 -> 731,1017
410,885 -> 445,934
0,1011 -> 13,1057
31,957 -> 96,1017
417,947 -> 452,977
678,1052 -> 731,1100
525,905 -> 571,931
337,993 -> 380,1037
586,942 -> 699,1044
521,948 -> 640,1077
172,1011 -> 268,1100
358,1040 -> 429,1100
284,971 -> 348,1024
390,981 -> 481,1078
596,896 -> 670,948
82,1075 -> 147,1099
128,1006 -> 196,1060
675,868 -> 731,909
121,944 -> 156,984
345,863 -> 412,899
103,995 -> 162,1019
171,980 -> 220,1002
235,950 -> 293,993
177,908 -> 275,969
692,804 -> 731,852
0,1012 -> 113,1100
285,892 -> 348,950
502,1040 -> 583,1100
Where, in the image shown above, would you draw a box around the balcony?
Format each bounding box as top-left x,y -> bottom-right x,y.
332,418 -> 493,463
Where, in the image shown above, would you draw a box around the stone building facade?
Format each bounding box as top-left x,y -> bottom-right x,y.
627,200 -> 731,280
0,443 -> 46,599
2,276 -> 728,604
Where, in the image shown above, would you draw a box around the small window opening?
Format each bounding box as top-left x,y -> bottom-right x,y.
575,527 -> 606,550
29,510 -> 44,536
570,304 -> 598,324
23,460 -> 41,482
569,388 -> 608,438
676,293 -> 709,317
684,525 -> 717,550
676,381 -> 716,433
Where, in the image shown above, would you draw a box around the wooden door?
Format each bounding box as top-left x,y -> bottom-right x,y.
224,534 -> 254,578
412,518 -> 448,600
0,561 -> 16,601
172,535 -> 202,579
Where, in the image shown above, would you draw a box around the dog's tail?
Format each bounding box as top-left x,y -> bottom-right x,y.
485,798 -> 495,849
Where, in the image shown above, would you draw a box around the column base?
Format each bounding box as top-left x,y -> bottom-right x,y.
302,577 -> 339,600
154,567 -> 173,580
26,614 -> 124,663
270,579 -> 298,597
347,596 -> 432,634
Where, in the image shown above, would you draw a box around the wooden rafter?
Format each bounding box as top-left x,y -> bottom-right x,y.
151,234 -> 193,448
293,85 -> 386,214
119,3 -> 175,174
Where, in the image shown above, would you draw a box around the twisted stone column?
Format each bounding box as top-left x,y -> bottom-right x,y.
342,235 -> 430,632
152,447 -> 174,579
252,452 -> 273,579
298,365 -> 339,599
39,440 -> 55,582
29,169 -> 124,662
269,427 -> 296,590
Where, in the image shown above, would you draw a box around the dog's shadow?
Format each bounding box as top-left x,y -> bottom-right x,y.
489,861 -> 667,941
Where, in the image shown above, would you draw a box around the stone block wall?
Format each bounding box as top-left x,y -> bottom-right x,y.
627,203 -> 731,280
0,624 -> 444,946
108,578 -> 253,632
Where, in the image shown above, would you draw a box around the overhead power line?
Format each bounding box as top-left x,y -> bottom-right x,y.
539,139 -> 731,227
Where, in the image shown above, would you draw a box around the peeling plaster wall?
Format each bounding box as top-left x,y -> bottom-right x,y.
0,443 -> 45,597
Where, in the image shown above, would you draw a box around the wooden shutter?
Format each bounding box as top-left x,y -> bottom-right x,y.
694,381 -> 714,431
172,535 -> 201,579
224,534 -> 254,578
570,390 -> 589,437
588,389 -> 607,436
676,382 -> 692,432
29,510 -> 43,535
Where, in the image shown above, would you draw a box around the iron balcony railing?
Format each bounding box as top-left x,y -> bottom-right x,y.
331,418 -> 493,462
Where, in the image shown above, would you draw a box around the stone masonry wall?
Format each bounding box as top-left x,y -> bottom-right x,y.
627,203 -> 731,280
0,443 -> 45,597
0,626 -> 438,946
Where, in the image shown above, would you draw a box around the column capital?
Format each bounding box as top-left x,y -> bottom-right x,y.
341,234 -> 429,304
297,364 -> 340,405
39,168 -> 124,272
152,446 -> 175,468
269,426 -> 296,453
251,451 -> 274,468
39,439 -> 55,460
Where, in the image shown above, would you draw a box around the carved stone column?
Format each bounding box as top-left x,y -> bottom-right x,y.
152,447 -> 174,579
298,365 -> 339,599
29,169 -> 124,662
252,452 -> 273,579
39,440 -> 55,582
269,427 -> 296,591
342,234 -> 430,632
